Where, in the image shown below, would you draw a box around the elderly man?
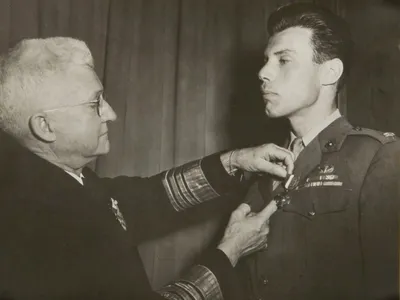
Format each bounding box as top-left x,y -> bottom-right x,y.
0,37 -> 294,300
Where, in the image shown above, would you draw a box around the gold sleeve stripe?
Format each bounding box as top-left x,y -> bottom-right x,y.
162,159 -> 220,212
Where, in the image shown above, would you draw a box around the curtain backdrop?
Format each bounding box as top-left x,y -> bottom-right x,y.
1,0 -> 398,288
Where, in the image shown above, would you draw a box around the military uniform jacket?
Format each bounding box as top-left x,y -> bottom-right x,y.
240,117 -> 400,300
0,131 -> 245,300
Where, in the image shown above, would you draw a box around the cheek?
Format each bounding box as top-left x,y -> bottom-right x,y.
68,118 -> 101,144
282,67 -> 318,99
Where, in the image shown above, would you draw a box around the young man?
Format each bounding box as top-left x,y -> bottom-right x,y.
239,3 -> 400,300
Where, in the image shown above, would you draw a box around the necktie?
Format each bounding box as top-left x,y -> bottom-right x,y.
289,137 -> 305,161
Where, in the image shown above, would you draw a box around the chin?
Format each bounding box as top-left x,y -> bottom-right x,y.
265,107 -> 284,119
96,139 -> 110,156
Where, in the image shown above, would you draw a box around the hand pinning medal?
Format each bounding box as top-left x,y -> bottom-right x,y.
271,148 -> 298,210
274,173 -> 301,209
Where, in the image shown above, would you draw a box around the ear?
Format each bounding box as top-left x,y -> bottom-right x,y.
319,58 -> 344,86
29,113 -> 56,142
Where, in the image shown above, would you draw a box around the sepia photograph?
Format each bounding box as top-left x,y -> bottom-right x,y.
0,0 -> 399,299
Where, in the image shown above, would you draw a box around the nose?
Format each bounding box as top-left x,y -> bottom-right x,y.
101,100 -> 117,122
258,60 -> 279,84
258,62 -> 274,83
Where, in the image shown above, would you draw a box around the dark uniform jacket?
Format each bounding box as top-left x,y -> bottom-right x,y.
0,131 -> 245,300
239,117 -> 400,300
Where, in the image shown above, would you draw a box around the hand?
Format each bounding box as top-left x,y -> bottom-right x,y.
217,201 -> 277,266
220,144 -> 295,178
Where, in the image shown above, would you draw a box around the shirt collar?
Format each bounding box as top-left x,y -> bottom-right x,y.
64,170 -> 85,185
290,109 -> 342,147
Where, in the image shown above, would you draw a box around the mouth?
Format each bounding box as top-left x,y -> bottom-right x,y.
261,88 -> 277,95
261,85 -> 277,95
261,89 -> 278,103
100,131 -> 108,137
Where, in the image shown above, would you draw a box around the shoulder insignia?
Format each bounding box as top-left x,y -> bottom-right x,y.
348,126 -> 398,144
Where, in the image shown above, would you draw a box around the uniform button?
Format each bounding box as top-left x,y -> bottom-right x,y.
308,211 -> 316,216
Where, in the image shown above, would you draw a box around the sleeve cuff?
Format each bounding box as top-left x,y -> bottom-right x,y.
200,152 -> 244,196
198,249 -> 246,300
157,262 -> 223,300
157,249 -> 244,300
161,153 -> 244,212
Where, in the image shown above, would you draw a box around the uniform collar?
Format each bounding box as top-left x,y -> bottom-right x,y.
317,116 -> 354,153
290,109 -> 342,147
64,170 -> 85,185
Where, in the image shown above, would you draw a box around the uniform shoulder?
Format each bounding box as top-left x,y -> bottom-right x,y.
347,126 -> 398,145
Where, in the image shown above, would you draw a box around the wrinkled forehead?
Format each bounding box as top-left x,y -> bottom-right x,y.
264,27 -> 314,58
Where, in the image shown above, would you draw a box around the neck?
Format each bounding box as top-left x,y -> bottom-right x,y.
288,93 -> 336,138
25,140 -> 84,176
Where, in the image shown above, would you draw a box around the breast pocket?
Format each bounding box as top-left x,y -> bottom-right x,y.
282,185 -> 352,219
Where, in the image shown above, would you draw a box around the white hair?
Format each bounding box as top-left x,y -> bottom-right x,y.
0,37 -> 94,138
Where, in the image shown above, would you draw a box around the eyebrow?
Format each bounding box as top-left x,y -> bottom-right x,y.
265,49 -> 297,57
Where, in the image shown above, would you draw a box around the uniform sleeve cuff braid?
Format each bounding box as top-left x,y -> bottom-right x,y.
157,264 -> 223,300
161,158 -> 220,212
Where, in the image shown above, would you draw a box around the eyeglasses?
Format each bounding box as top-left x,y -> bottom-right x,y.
42,94 -> 105,117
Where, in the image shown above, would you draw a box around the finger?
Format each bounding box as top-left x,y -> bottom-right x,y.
258,200 -> 278,220
266,144 -> 294,160
283,151 -> 295,174
257,239 -> 268,251
257,160 -> 288,178
267,146 -> 295,174
260,225 -> 270,236
232,203 -> 251,219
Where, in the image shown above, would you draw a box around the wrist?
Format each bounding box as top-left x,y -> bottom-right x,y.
217,242 -> 240,267
220,150 -> 239,175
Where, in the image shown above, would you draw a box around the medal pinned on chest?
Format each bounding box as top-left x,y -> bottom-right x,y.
273,193 -> 291,209
273,173 -> 300,209
110,197 -> 127,231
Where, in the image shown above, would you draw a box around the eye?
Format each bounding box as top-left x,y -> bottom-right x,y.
89,100 -> 100,111
279,57 -> 290,65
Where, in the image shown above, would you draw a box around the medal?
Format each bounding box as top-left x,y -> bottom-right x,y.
273,193 -> 291,209
284,174 -> 300,191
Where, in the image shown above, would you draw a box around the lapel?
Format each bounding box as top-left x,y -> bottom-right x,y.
257,116 -> 354,201
290,116 -> 354,188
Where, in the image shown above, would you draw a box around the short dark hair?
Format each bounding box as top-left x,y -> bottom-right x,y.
267,2 -> 353,90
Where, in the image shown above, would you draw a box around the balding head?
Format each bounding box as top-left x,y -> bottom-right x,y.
0,37 -> 94,138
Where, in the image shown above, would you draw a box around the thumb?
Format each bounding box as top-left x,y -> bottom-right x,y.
257,201 -> 278,220
232,203 -> 251,219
